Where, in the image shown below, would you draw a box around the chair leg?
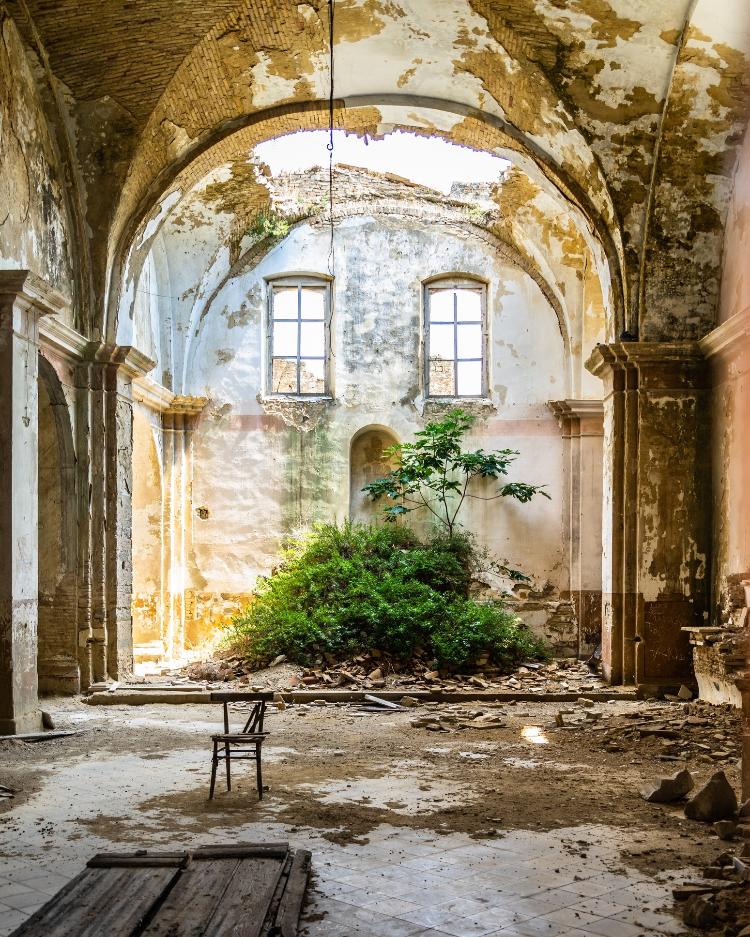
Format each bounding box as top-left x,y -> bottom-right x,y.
209,742 -> 218,800
256,743 -> 263,801
225,742 -> 231,791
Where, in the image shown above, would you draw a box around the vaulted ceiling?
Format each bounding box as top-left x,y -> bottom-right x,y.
6,0 -> 750,341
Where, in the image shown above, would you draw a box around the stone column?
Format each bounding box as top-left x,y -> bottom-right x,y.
586,342 -> 710,688
549,400 -> 604,658
0,271 -> 67,733
81,346 -> 155,684
162,397 -> 207,662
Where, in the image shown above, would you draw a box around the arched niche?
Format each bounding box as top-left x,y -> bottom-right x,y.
37,356 -> 79,696
349,426 -> 399,525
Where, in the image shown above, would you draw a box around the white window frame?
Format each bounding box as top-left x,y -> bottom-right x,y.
266,275 -> 332,397
424,276 -> 488,399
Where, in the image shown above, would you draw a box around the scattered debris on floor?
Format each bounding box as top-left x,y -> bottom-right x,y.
176,655 -> 612,695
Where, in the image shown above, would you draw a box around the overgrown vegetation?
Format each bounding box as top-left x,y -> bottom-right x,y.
227,409 -> 550,670
248,209 -> 290,241
226,523 -> 548,671
363,408 -> 549,575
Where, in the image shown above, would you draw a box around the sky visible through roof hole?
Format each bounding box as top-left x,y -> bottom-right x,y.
255,129 -> 511,195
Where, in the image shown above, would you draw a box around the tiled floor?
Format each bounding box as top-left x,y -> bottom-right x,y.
299,826 -> 691,936
0,705 -> 695,936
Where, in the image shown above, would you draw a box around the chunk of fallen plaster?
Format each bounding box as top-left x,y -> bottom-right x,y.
640,768 -> 694,803
685,771 -> 738,822
713,820 -> 736,841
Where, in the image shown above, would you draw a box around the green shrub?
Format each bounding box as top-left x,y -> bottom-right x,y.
225,522 -> 549,670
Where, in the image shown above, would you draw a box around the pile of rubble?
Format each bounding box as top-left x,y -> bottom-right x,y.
554,698 -> 741,765
179,653 -> 609,694
673,840 -> 750,933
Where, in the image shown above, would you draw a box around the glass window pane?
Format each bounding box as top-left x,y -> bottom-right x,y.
429,323 -> 454,360
457,323 -> 482,359
300,321 -> 324,357
299,359 -> 325,394
300,288 -> 326,320
457,360 -> 483,396
456,289 -> 482,321
272,359 -> 297,394
429,359 -> 455,396
273,321 -> 298,356
273,287 -> 298,319
429,290 -> 454,322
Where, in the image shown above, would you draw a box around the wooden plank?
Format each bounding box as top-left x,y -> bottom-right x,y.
87,851 -> 187,865
363,694 -> 404,711
87,856 -> 187,868
141,858 -> 240,937
203,857 -> 286,937
274,850 -> 312,937
193,844 -> 288,860
12,866 -> 178,937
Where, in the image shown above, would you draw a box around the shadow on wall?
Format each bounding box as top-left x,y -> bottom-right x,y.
349,426 -> 399,525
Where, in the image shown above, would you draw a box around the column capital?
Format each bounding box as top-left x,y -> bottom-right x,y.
90,343 -> 156,380
165,396 -> 208,418
0,270 -> 69,322
549,399 -> 604,436
586,341 -> 707,390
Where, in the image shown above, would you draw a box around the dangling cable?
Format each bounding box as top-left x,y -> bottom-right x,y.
327,0 -> 336,277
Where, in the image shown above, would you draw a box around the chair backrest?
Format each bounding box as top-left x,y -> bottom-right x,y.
240,701 -> 266,734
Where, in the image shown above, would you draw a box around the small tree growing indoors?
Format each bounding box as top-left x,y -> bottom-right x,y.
363,408 -> 549,577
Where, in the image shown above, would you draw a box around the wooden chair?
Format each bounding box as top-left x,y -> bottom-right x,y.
209,700 -> 269,800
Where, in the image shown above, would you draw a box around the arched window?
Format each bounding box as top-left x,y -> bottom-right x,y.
424,276 -> 487,398
267,276 -> 331,396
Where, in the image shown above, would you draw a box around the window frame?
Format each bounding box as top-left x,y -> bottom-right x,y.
423,276 -> 488,399
266,274 -> 333,398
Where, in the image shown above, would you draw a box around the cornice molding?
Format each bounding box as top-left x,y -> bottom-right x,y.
132,376 -> 176,412
0,269 -> 69,318
39,316 -> 89,361
699,307 -> 750,362
549,399 -> 604,419
165,395 -> 209,417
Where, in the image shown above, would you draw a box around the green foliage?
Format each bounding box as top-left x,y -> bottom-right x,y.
248,209 -> 290,241
363,408 -> 550,575
226,522 -> 549,670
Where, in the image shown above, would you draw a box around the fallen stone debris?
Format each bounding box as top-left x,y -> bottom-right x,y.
673,845 -> 750,933
639,768 -> 695,803
684,771 -> 739,823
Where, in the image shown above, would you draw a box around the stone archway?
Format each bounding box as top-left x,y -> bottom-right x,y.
37,356 -> 79,695
349,426 -> 399,525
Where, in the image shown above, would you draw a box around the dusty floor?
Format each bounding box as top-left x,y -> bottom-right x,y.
0,696 -> 743,936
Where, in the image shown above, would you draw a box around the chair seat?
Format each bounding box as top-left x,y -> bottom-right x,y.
212,732 -> 269,742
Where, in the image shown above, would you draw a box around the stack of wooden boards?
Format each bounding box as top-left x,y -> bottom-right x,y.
11,843 -> 311,937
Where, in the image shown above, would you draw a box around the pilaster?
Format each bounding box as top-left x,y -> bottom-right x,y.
586,341 -> 709,688
0,271 -> 67,733
549,399 -> 604,658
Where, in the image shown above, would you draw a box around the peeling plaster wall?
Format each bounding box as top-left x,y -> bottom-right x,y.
711,134 -> 750,629
0,14 -> 74,316
144,215 -> 584,651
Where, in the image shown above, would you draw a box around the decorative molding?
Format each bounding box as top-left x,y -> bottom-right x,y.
0,269 -> 69,319
132,376 -> 176,412
39,316 -> 89,361
94,344 -> 156,379
699,307 -> 750,362
165,395 -> 208,417
549,399 -> 604,419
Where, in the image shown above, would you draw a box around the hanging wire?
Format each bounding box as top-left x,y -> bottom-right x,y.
327,0 -> 336,277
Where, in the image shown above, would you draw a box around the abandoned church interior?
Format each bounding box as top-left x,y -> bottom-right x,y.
1,0 -> 750,934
